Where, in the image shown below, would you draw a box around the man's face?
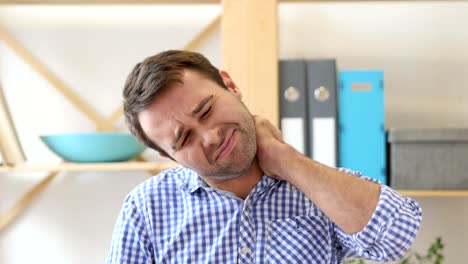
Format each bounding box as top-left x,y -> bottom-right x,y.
138,69 -> 257,181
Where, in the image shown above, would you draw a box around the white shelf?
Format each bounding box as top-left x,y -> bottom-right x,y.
0,0 -> 218,4
0,161 -> 178,172
397,190 -> 468,197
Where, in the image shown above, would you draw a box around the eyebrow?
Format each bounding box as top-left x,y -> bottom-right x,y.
191,95 -> 213,117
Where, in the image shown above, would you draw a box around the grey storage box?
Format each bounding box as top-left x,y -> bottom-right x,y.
388,129 -> 468,190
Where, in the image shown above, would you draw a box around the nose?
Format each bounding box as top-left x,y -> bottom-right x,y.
201,127 -> 222,150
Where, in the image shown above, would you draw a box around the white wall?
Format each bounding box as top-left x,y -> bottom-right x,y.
1,2 -> 467,263
279,3 -> 468,263
0,4 -> 222,264
280,2 -> 468,129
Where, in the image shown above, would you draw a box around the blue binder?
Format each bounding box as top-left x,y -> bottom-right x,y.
338,70 -> 387,184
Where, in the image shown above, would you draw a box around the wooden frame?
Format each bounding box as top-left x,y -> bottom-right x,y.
0,172 -> 57,231
0,28 -> 115,131
0,14 -> 221,232
222,0 -> 279,126
0,83 -> 26,165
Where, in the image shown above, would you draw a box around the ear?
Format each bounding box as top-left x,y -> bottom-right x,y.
219,70 -> 242,99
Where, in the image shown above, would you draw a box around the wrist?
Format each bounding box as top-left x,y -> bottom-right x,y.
276,144 -> 308,181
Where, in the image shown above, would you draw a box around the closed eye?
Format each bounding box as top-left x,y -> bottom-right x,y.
201,106 -> 212,120
181,131 -> 191,147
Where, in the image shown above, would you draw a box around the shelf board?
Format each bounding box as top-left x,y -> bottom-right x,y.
0,0 -> 454,4
397,190 -> 468,197
0,161 -> 178,172
0,0 -> 219,4
2,164 -> 468,197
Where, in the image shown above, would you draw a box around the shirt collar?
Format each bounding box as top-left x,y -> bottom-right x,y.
184,169 -> 208,193
184,168 -> 280,195
249,176 -> 281,196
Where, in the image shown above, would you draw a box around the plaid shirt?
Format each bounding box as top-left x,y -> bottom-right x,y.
107,167 -> 422,264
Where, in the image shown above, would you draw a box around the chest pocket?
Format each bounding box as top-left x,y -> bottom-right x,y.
265,215 -> 332,264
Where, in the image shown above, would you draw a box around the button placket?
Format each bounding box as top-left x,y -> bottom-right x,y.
241,245 -> 250,254
237,197 -> 255,263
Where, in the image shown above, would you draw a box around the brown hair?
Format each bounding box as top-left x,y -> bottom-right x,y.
123,50 -> 227,157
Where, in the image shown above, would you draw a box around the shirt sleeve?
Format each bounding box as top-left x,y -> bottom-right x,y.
106,194 -> 154,264
334,168 -> 423,262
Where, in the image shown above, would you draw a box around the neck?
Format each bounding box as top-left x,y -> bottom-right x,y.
203,158 -> 263,199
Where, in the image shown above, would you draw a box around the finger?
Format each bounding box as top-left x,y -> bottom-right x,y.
263,120 -> 281,138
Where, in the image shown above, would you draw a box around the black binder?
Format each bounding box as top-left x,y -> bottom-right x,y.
279,60 -> 308,155
306,60 -> 338,167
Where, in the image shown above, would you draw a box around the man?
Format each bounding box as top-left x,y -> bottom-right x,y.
107,50 -> 422,264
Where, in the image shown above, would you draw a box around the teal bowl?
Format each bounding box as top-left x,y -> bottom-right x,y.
40,133 -> 145,163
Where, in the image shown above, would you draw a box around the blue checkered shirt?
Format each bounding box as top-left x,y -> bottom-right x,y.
107,167 -> 422,263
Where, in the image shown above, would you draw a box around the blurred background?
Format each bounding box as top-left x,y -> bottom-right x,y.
1,1 -> 467,263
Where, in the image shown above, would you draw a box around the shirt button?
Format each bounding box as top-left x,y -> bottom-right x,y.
241,245 -> 250,254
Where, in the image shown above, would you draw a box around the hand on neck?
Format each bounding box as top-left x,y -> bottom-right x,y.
202,158 -> 264,200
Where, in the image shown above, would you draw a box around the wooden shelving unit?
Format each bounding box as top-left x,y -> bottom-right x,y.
0,3 -> 222,231
1,0 -> 466,235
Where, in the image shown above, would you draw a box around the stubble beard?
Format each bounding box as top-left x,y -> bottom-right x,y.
202,112 -> 257,181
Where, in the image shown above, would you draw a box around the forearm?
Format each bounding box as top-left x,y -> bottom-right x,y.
335,184 -> 423,261
254,116 -> 421,258
280,147 -> 380,234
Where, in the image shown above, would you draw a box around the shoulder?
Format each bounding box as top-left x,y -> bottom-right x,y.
337,167 -> 384,185
337,167 -> 363,177
123,166 -> 196,210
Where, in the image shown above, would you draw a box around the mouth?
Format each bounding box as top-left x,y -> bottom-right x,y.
215,129 -> 236,161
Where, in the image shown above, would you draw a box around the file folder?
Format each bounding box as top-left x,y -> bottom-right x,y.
306,60 -> 338,168
279,60 -> 308,155
338,70 -> 386,184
